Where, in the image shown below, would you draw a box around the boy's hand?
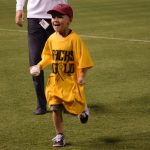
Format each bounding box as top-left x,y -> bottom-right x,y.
77,77 -> 85,85
78,68 -> 88,85
16,10 -> 24,27
30,65 -> 40,76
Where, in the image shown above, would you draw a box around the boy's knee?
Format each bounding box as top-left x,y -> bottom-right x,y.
50,104 -> 64,112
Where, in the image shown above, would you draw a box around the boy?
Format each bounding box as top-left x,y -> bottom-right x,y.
30,3 -> 94,147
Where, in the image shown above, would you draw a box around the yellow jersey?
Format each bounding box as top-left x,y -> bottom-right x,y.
39,31 -> 94,115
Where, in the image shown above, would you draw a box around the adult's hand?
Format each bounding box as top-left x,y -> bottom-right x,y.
15,10 -> 24,27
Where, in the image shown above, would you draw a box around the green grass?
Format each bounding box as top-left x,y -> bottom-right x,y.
0,0 -> 150,149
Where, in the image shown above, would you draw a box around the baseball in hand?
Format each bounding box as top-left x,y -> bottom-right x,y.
30,65 -> 40,76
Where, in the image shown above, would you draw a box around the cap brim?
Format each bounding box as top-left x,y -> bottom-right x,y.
47,9 -> 65,15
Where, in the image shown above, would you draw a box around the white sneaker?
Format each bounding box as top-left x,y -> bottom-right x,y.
52,133 -> 65,147
78,105 -> 89,124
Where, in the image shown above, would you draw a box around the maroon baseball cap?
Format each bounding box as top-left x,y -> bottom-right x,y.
47,3 -> 73,18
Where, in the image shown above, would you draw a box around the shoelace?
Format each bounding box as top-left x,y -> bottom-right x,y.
52,134 -> 63,142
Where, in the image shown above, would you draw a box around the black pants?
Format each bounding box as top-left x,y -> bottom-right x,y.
28,18 -> 54,109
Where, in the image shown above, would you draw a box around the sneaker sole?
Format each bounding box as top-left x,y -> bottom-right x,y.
53,142 -> 65,147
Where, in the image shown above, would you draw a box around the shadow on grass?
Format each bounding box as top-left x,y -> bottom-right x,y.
113,95 -> 150,114
100,136 -> 122,144
88,103 -> 112,114
85,132 -> 150,150
88,95 -> 150,115
65,142 -> 72,147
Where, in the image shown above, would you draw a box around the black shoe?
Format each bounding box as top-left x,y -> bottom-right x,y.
79,112 -> 89,123
78,106 -> 89,124
34,107 -> 46,115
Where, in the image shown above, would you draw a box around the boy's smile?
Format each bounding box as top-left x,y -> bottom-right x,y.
51,12 -> 72,37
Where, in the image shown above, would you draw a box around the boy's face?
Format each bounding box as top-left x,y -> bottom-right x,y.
51,12 -> 72,34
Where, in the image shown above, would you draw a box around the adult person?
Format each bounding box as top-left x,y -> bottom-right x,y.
15,0 -> 68,115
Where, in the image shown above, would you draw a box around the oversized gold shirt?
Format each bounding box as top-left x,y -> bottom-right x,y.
39,31 -> 94,115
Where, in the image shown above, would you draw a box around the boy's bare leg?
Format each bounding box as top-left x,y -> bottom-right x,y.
52,110 -> 65,147
52,110 -> 63,134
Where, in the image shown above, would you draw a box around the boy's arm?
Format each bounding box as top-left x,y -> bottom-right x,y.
77,68 -> 89,85
38,39 -> 52,70
29,39 -> 52,76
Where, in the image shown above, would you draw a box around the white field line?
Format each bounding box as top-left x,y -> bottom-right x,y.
0,28 -> 150,43
0,28 -> 27,33
79,34 -> 150,43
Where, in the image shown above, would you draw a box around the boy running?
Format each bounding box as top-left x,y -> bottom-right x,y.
30,3 -> 94,147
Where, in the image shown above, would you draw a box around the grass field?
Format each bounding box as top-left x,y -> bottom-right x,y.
0,0 -> 150,149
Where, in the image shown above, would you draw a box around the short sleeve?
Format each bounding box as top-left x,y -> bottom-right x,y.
73,37 -> 94,69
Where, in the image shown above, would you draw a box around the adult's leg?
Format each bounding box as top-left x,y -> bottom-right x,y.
28,18 -> 53,114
